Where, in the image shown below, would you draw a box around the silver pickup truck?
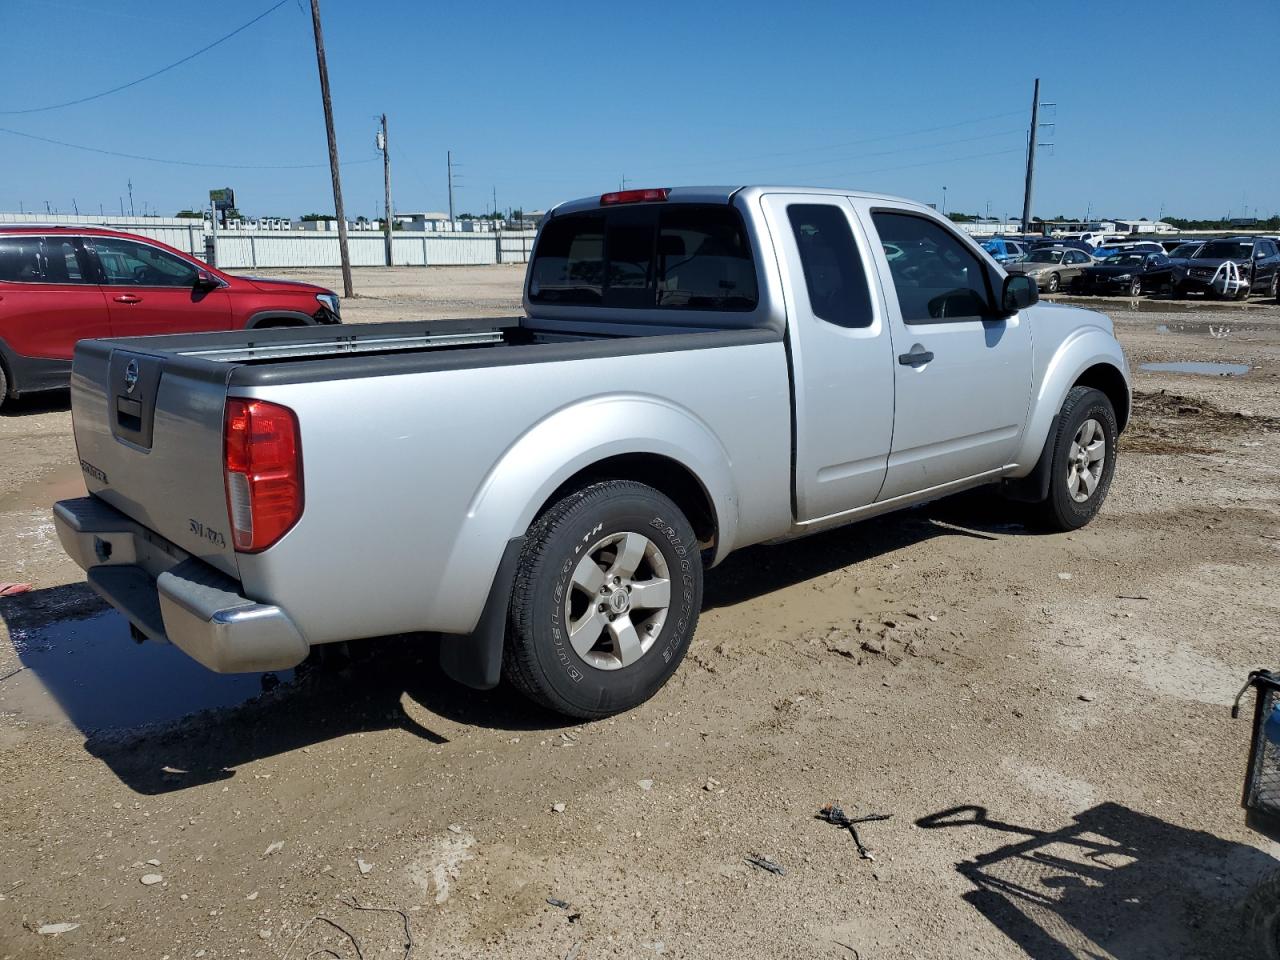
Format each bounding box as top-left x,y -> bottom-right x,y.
54,186 -> 1130,718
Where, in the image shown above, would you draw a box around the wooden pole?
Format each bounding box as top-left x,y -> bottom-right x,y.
308,0 -> 353,298
381,113 -> 393,266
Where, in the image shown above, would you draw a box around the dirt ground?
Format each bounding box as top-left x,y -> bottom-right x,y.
2,265 -> 1279,960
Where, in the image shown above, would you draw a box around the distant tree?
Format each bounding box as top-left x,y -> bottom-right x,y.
947,212 -> 977,223
355,215 -> 369,224
174,209 -> 202,219
457,212 -> 476,220
299,213 -> 334,222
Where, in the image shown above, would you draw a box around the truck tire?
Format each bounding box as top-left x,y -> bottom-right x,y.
0,363 -> 7,411
503,480 -> 702,719
1031,386 -> 1118,532
1244,869 -> 1280,960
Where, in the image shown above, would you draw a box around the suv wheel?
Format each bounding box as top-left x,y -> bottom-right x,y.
1031,386 -> 1118,532
503,480 -> 702,719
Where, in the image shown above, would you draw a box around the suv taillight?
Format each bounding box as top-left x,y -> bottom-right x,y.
223,399 -> 302,552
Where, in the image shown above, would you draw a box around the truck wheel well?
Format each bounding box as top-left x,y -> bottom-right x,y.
249,316 -> 308,329
543,454 -> 718,550
1073,363 -> 1129,432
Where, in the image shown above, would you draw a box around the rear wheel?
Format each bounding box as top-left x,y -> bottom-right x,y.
1031,386 -> 1118,532
503,480 -> 702,719
1046,272 -> 1061,293
0,364 -> 7,411
1129,277 -> 1142,297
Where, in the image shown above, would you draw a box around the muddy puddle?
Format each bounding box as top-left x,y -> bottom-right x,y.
0,460 -> 85,515
0,609 -> 291,732
1139,361 -> 1250,377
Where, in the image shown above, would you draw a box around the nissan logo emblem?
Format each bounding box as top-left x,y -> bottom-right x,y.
124,359 -> 140,394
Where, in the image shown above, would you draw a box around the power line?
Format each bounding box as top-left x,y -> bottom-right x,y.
0,0 -> 293,115
0,125 -> 379,170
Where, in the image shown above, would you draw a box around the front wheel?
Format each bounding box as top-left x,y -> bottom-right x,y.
1129,277 -> 1143,297
503,480 -> 702,718
1046,272 -> 1061,293
1031,386 -> 1119,532
1244,869 -> 1280,960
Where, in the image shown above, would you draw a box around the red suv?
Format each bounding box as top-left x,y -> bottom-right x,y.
0,226 -> 341,409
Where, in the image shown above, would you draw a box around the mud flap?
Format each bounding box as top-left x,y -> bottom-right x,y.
1000,428 -> 1055,504
437,536 -> 524,690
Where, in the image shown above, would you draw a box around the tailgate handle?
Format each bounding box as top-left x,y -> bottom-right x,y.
116,396 -> 143,433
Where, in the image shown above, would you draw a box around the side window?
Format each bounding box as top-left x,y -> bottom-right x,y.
41,237 -> 88,283
1066,251 -> 1087,264
785,204 -> 872,329
93,238 -> 197,287
0,236 -> 45,282
657,206 -> 757,311
871,211 -> 994,322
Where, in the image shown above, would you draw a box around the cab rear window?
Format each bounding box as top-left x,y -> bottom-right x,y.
529,205 -> 757,311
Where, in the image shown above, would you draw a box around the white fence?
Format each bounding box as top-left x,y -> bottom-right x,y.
206,230 -> 537,269
0,213 -> 537,269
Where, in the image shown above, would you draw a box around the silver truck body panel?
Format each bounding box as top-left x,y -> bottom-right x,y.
231,339 -> 792,643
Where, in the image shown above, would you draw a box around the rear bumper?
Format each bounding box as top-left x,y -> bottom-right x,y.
53,496 -> 308,673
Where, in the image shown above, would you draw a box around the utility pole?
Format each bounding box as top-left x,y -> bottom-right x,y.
209,197 -> 219,267
447,151 -> 455,222
492,185 -> 497,217
128,179 -> 134,217
308,0 -> 354,298
1021,78 -> 1040,235
378,113 -> 392,266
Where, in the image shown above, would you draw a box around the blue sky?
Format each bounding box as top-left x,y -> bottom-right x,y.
2,0 -> 1277,221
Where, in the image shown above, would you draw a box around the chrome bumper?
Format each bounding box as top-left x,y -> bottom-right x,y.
53,497 -> 308,673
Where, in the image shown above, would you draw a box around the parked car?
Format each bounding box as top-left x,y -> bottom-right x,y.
1176,236 -> 1280,300
1005,245 -> 1095,292
1029,237 -> 1095,255
1074,251 -> 1175,297
1166,241 -> 1204,286
54,185 -> 1129,719
0,226 -> 341,409
1051,231 -> 1105,249
1091,241 -> 1166,258
980,237 -> 1029,264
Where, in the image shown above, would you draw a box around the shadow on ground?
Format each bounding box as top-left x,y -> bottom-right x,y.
917,802 -> 1277,959
0,389 -> 71,416
0,488 -> 1043,795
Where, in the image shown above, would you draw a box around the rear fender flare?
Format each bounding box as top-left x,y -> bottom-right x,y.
1010,327 -> 1130,475
429,394 -> 739,632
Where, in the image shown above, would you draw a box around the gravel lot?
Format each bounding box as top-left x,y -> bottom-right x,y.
2,266 -> 1279,959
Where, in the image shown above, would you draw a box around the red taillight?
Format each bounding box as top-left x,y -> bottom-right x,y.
223,399 -> 302,552
600,187 -> 670,205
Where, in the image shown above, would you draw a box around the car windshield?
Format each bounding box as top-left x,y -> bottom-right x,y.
1197,240 -> 1253,260
1100,253 -> 1147,266
1025,249 -> 1063,264
1170,243 -> 1202,258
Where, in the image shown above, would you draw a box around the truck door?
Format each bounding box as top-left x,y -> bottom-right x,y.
760,194 -> 895,521
862,207 -> 1032,502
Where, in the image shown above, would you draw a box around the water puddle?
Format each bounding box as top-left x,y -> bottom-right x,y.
0,461 -> 86,515
0,609 -> 291,732
1139,361 -> 1250,377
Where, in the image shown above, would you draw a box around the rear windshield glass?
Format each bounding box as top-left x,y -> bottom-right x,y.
1197,240 -> 1253,260
529,204 -> 757,311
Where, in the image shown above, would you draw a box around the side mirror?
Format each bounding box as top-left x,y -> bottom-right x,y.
194,269 -> 220,290
1001,273 -> 1039,315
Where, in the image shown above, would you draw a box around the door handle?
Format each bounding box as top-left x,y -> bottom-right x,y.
898,348 -> 934,367
113,294 -> 143,304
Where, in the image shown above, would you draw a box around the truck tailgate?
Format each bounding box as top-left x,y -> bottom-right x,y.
70,339 -> 240,579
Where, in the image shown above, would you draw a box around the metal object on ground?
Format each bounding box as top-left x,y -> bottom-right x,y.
1234,670 -> 1280,843
744,854 -> 786,876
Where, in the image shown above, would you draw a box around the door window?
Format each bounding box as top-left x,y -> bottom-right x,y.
92,237 -> 199,288
786,204 -> 872,328
871,212 -> 994,322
